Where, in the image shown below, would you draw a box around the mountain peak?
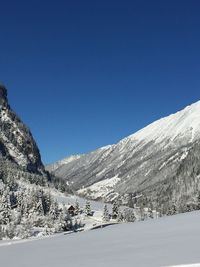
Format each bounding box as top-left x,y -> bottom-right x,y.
0,83 -> 8,107
0,85 -> 44,173
124,100 -> 200,145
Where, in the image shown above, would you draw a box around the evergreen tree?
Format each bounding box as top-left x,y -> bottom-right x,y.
123,208 -> 136,222
74,199 -> 80,215
197,192 -> 200,209
167,203 -> 177,216
148,209 -> 154,219
18,218 -> 32,239
42,191 -> 52,214
117,211 -> 124,222
102,204 -> 110,222
139,207 -> 145,221
57,204 -> 72,232
0,225 -> 5,240
84,200 -> 92,216
49,200 -> 59,221
112,199 -> 119,219
5,222 -> 16,239
0,192 -> 12,224
36,197 -> 44,216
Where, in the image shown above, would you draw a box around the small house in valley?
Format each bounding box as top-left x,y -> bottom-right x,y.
66,204 -> 75,216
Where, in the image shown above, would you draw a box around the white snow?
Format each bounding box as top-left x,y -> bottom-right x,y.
48,100 -> 200,204
78,176 -> 121,199
165,265 -> 200,267
124,100 -> 200,144
0,131 -> 28,166
52,191 -> 113,212
46,155 -> 82,171
0,108 -> 30,166
0,211 -> 200,266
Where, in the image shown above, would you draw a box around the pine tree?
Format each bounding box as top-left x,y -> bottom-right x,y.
197,192 -> 200,209
0,224 -> 5,240
123,208 -> 136,222
36,198 -> 44,216
117,211 -> 124,222
74,199 -> 80,215
49,200 -> 59,221
112,199 -> 119,219
148,209 -> 154,219
84,200 -> 92,216
102,204 -> 110,222
5,222 -> 16,239
0,192 -> 12,225
43,191 -> 52,214
57,204 -> 72,232
139,207 -> 145,221
18,218 -> 32,239
16,191 -> 24,215
167,203 -> 177,216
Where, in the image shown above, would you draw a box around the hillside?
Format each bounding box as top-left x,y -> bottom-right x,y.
0,85 -> 70,240
48,101 -> 200,214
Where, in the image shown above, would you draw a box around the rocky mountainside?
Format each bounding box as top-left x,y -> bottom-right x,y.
46,155 -> 81,173
0,84 -> 44,173
0,84 -> 74,241
48,101 -> 200,213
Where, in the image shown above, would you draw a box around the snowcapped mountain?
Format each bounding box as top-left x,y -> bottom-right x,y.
46,155 -> 81,173
0,84 -> 44,173
48,100 -> 200,212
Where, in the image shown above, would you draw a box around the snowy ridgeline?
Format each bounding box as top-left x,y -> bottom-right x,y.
48,100 -> 200,215
1,211 -> 200,267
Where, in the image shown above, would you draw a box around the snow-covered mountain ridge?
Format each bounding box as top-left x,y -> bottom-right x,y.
46,155 -> 82,173
48,100 -> 200,213
126,100 -> 200,144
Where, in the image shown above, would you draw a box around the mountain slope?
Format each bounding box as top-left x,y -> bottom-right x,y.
46,155 -> 81,173
48,101 -> 200,211
0,84 -> 44,173
0,84 -> 74,240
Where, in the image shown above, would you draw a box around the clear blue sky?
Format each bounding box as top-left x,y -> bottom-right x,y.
1,0 -> 200,164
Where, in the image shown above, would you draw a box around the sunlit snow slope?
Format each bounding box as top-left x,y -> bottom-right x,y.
1,211 -> 200,267
48,101 -> 200,211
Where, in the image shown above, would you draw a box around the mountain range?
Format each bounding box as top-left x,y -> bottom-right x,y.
47,100 -> 200,213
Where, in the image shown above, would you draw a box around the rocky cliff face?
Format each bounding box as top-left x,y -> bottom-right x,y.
0,84 -> 44,173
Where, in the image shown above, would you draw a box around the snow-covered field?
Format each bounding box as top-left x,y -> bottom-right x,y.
53,192 -> 111,211
1,210 -> 200,267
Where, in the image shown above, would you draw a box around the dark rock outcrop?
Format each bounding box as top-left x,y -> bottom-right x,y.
0,84 -> 8,107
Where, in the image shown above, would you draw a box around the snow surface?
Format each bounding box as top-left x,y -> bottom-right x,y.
48,100 -> 200,203
1,211 -> 200,267
46,155 -> 82,172
78,175 -> 121,199
52,192 -> 113,211
125,100 -> 200,144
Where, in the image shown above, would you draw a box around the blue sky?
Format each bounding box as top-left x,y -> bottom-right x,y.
1,0 -> 200,164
